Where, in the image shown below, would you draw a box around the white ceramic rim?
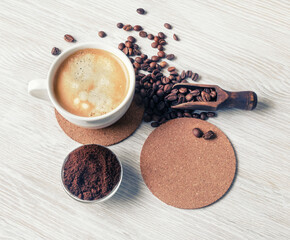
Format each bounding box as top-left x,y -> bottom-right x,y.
47,42 -> 135,121
61,144 -> 123,203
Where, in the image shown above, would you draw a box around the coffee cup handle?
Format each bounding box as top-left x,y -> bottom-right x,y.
28,79 -> 50,101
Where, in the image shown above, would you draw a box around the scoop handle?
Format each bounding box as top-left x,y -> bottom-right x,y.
222,91 -> 258,110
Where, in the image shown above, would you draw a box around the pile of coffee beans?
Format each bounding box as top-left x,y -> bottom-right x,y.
118,36 -> 141,56
116,8 -> 216,127
172,86 -> 217,104
133,64 -> 215,126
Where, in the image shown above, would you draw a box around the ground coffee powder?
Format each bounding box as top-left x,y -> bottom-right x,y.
63,144 -> 121,201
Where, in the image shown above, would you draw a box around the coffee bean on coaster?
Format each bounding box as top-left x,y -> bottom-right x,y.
61,144 -> 122,202
140,118 -> 236,209
55,98 -> 144,146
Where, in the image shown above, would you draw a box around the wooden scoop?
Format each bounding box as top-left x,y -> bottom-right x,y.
171,83 -> 258,111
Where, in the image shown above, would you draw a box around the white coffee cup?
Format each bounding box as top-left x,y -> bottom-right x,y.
28,42 -> 135,129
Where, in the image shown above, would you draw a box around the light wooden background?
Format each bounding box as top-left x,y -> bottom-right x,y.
0,0 -> 289,239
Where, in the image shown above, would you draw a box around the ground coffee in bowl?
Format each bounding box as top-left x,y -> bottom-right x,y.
62,144 -> 122,202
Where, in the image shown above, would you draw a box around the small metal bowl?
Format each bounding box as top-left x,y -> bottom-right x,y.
61,144 -> 123,203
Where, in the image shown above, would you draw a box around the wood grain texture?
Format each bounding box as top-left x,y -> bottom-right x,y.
0,0 -> 289,239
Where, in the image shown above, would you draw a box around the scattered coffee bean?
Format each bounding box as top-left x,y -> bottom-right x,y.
135,57 -> 143,64
147,34 -> 154,40
140,89 -> 146,97
200,112 -> 207,120
191,73 -> 199,81
158,39 -> 166,45
51,47 -> 61,55
152,95 -> 159,104
192,113 -> 200,118
154,36 -> 160,42
164,23 -> 172,29
164,84 -> 172,93
203,130 -> 215,140
166,54 -> 175,60
133,62 -> 141,69
149,62 -> 157,68
157,45 -> 163,51
180,70 -> 186,79
210,90 -> 217,99
207,112 -> 216,117
170,112 -> 177,119
156,89 -> 164,97
125,41 -> 132,48
196,96 -> 203,102
151,56 -> 160,62
158,32 -> 166,39
192,128 -> 203,138
134,48 -> 141,55
204,88 -> 210,94
135,94 -> 143,105
179,87 -> 187,94
173,34 -> 178,41
123,24 -> 132,31
189,90 -> 199,97
151,122 -> 160,127
201,91 -> 211,102
157,51 -> 166,58
167,66 -> 175,72
159,61 -> 167,68
129,47 -> 133,56
185,93 -> 193,101
170,71 -> 178,76
159,117 -> 167,124
151,42 -> 158,48
127,36 -> 136,43
133,25 -> 142,31
141,53 -> 148,59
177,94 -> 185,104
118,43 -> 125,50
98,31 -> 106,38
156,101 -> 165,111
176,111 -> 182,118
64,34 -> 75,42
123,47 -> 129,55
139,31 -> 147,37
137,8 -> 145,15
161,77 -> 169,84
144,59 -> 151,64
143,114 -> 152,122
117,23 -> 123,28
165,93 -> 177,101
187,70 -> 193,78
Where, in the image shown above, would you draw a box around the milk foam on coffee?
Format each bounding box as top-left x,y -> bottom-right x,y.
54,49 -> 129,117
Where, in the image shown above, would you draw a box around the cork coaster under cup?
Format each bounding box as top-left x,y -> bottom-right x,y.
140,118 -> 236,209
55,99 -> 144,146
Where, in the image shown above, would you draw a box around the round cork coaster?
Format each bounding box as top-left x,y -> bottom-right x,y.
55,99 -> 144,146
140,118 -> 236,209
